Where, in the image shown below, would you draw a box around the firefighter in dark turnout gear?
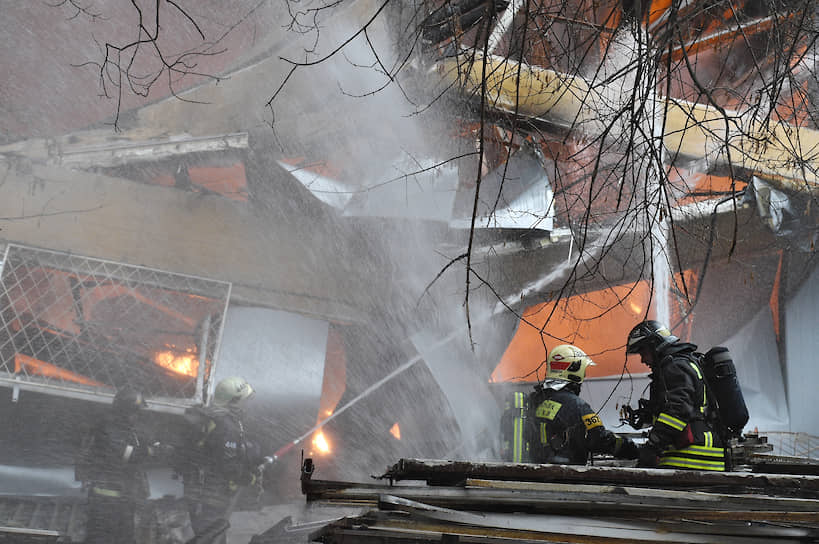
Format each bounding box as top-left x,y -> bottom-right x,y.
82,387 -> 158,544
626,320 -> 726,471
530,345 -> 639,465
181,376 -> 263,544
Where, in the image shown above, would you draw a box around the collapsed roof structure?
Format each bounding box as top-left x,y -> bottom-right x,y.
0,0 -> 818,539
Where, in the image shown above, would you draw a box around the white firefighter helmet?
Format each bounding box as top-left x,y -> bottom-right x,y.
546,344 -> 595,384
212,376 -> 255,407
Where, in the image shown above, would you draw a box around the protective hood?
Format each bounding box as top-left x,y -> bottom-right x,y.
541,379 -> 570,391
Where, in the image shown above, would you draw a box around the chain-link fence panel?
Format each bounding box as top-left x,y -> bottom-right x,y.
0,244 -> 231,409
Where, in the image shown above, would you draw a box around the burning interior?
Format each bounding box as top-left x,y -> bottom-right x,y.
0,0 -> 818,541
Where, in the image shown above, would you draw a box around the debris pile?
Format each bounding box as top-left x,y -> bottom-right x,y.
290,458 -> 819,544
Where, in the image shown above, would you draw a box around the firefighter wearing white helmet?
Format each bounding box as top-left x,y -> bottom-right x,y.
179,376 -> 263,544
212,375 -> 255,406
529,345 -> 638,465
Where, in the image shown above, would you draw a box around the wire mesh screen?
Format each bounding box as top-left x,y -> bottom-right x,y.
762,431 -> 819,459
0,244 -> 231,406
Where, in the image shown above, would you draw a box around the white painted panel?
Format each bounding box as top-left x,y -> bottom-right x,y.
784,264 -> 819,435
215,307 -> 329,424
722,308 -> 789,433
582,374 -> 651,432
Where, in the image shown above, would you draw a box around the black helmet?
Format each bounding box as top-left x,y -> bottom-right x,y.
112,387 -> 147,415
626,320 -> 679,354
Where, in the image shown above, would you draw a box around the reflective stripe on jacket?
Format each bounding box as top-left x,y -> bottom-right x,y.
650,343 -> 726,472
511,391 -> 528,463
530,387 -> 619,465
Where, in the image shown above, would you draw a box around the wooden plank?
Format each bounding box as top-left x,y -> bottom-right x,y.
464,478 -> 819,511
305,484 -> 819,521
304,475 -> 819,544
310,508 -> 798,544
384,458 -> 819,494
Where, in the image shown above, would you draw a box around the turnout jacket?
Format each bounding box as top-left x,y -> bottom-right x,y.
181,405 -> 260,503
83,415 -> 151,500
530,385 -> 635,464
646,342 -> 726,471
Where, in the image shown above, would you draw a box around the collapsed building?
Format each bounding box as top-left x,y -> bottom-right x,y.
0,0 -> 818,542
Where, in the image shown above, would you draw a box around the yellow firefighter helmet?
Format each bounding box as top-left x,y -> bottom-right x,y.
547,344 -> 595,384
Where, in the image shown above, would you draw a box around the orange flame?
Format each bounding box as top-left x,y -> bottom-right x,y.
389,423 -> 401,440
154,347 -> 199,377
312,431 -> 331,454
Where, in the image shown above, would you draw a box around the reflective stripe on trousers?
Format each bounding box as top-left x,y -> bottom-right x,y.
659,438 -> 725,471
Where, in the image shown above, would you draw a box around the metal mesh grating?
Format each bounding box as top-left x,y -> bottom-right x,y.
0,245 -> 231,407
762,431 -> 819,459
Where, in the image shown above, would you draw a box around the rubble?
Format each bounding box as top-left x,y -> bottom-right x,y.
285,457 -> 819,544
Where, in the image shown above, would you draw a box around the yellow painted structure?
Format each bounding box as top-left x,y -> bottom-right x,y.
439,53 -> 819,194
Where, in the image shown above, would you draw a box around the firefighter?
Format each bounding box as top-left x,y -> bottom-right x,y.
530,344 -> 639,465
625,320 -> 726,471
181,376 -> 264,544
82,387 -> 162,544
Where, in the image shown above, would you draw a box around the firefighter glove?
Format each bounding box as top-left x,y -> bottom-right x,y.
637,443 -> 661,468
620,399 -> 652,430
614,437 -> 639,460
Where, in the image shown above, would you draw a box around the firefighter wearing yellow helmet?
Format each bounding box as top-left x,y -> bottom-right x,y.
529,345 -> 639,464
545,344 -> 595,383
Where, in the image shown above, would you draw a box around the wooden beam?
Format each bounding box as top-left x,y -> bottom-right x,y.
383,458 -> 819,494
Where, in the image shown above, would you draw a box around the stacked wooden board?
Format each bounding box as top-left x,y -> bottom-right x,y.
294,458 -> 819,544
